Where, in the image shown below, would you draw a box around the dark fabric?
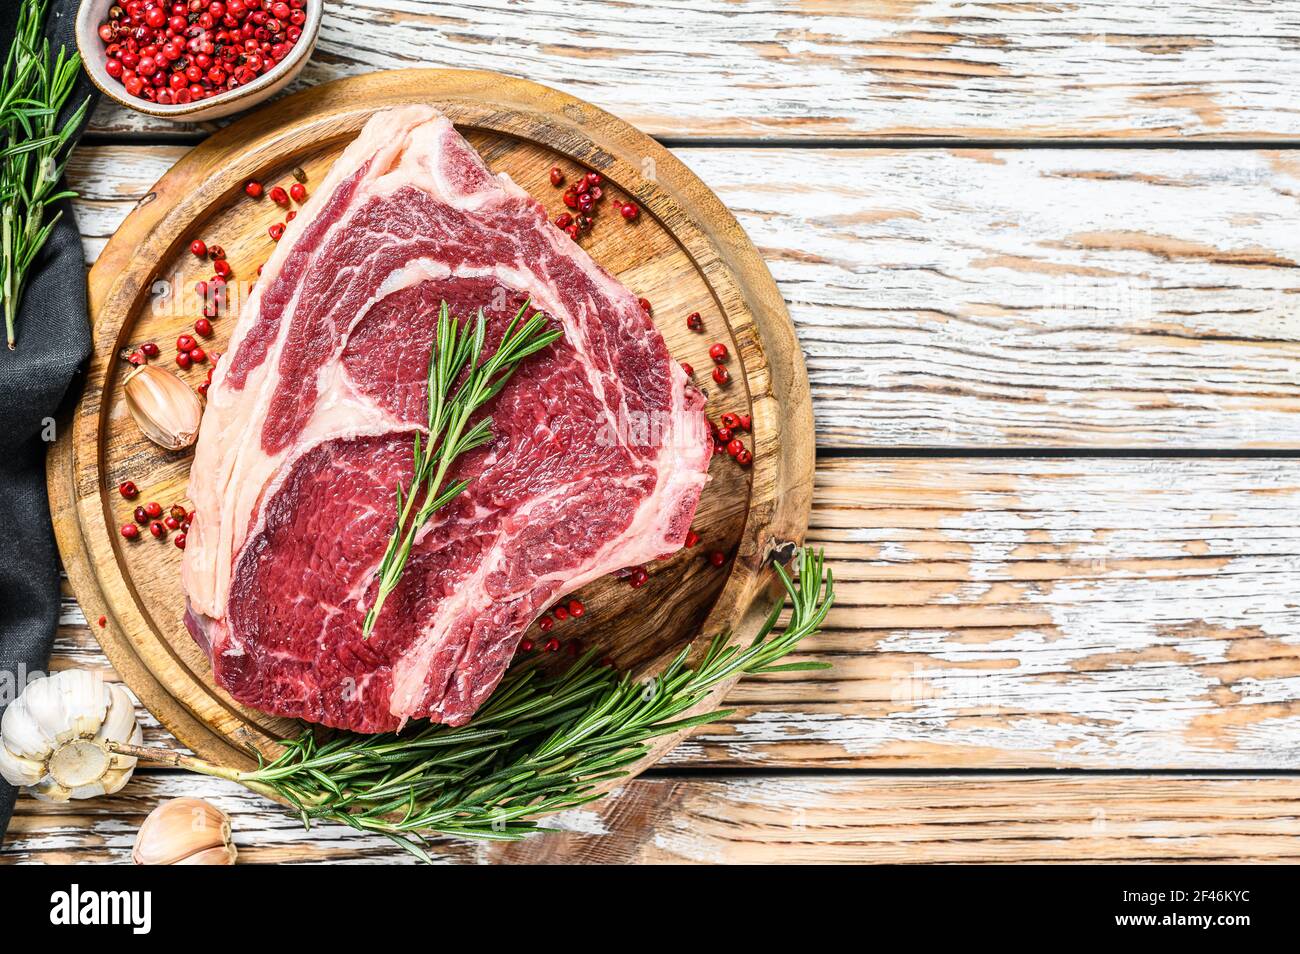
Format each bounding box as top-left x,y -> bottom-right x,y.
0,0 -> 99,840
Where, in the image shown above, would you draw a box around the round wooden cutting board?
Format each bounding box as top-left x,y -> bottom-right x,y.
48,69 -> 813,774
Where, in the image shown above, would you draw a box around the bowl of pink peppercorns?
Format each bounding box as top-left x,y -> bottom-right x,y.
75,0 -> 321,121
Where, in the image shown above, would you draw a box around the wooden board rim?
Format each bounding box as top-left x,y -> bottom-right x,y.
50,68 -> 814,776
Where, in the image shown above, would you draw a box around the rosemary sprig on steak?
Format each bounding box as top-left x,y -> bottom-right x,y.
0,0 -> 89,349
362,300 -> 561,638
111,547 -> 834,860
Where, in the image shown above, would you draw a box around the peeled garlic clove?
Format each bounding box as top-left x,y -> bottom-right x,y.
123,364 -> 203,450
133,797 -> 237,865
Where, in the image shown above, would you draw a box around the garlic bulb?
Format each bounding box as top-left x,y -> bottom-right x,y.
123,364 -> 203,450
133,797 -> 237,865
0,670 -> 142,801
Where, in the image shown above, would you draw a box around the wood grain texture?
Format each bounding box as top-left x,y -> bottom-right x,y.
7,771 -> 1299,864
672,456 -> 1300,769
52,71 -> 813,778
69,145 -> 1300,448
47,457 -> 1300,771
84,0 -> 1300,142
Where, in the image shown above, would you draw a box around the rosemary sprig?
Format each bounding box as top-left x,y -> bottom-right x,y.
112,548 -> 834,860
1,0 -> 90,349
362,300 -> 561,637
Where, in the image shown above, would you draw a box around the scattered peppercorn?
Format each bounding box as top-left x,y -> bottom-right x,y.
269,185 -> 289,207
289,182 -> 307,203
245,180 -> 264,198
141,341 -> 160,358
539,616 -> 554,632
269,222 -> 285,241
118,481 -> 139,499
120,523 -> 140,540
568,599 -> 585,618
549,166 -> 564,187
189,239 -> 206,258
712,365 -> 730,385
686,311 -> 702,331
620,202 -> 639,221
708,550 -> 727,567
681,361 -> 694,377
709,342 -> 729,363
684,529 -> 700,548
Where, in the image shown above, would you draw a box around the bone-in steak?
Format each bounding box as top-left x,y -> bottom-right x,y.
181,106 -> 711,733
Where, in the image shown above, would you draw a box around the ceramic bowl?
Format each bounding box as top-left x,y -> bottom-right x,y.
74,0 -> 322,122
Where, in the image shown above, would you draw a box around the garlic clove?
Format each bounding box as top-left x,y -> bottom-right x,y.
33,778 -> 74,802
123,364 -> 203,451
98,685 -> 142,773
1,695 -> 51,761
0,742 -> 44,787
172,844 -> 237,866
133,798 -> 237,865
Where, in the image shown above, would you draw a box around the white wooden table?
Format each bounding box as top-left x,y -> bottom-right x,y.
5,0 -> 1300,863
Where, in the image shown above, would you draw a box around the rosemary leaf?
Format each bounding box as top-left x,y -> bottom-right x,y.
215,546 -> 835,854
1,0 -> 90,349
362,300 -> 561,636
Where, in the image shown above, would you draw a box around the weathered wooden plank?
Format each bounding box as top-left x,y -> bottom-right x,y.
48,457 -> 1300,770
6,771 -> 1299,864
84,0 -> 1300,141
666,456 -> 1300,770
1,773 -> 472,864
491,774 -> 1300,864
68,145 -> 1300,448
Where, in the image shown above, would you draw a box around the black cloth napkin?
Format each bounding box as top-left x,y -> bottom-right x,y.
0,0 -> 99,841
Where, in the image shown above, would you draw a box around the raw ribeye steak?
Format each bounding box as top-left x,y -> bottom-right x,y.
181,106 -> 711,733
